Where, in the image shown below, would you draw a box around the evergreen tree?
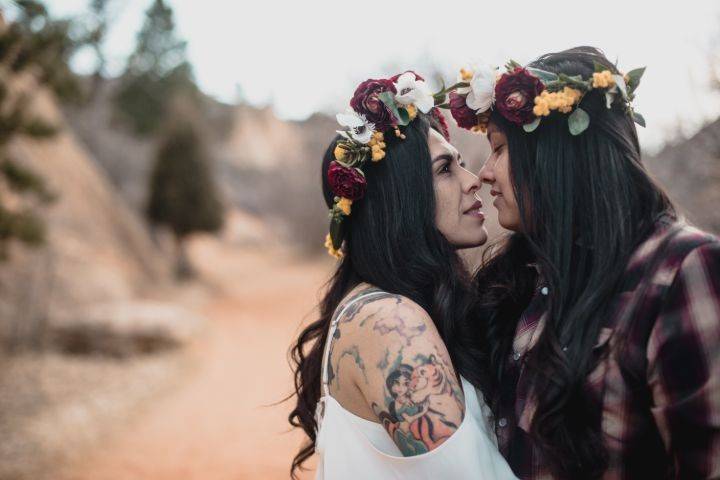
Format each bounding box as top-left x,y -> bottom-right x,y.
0,1 -> 81,260
85,0 -> 112,98
146,116 -> 223,278
113,0 -> 198,135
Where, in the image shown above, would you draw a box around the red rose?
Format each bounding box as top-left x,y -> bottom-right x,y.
430,107 -> 450,141
448,92 -> 479,131
494,67 -> 545,125
350,78 -> 397,131
327,161 -> 367,200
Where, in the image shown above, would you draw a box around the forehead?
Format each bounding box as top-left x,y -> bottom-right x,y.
486,122 -> 506,143
428,128 -> 457,157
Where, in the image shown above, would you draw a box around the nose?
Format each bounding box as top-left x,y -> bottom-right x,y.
460,164 -> 481,196
478,154 -> 495,186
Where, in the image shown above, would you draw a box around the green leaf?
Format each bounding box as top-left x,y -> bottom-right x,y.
329,218 -> 344,250
526,67 -> 558,84
505,59 -> 522,71
593,61 -> 607,73
378,91 -> 408,126
433,93 -> 447,106
523,117 -> 541,132
396,107 -> 410,125
625,67 -> 646,93
557,73 -> 591,91
632,111 -> 646,128
568,107 -> 590,135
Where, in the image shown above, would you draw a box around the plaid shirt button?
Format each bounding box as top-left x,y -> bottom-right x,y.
498,418 -> 508,428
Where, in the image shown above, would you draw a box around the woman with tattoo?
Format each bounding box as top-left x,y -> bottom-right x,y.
289,72 -> 517,479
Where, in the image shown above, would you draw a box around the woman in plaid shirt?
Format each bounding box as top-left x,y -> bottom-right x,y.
466,47 -> 720,479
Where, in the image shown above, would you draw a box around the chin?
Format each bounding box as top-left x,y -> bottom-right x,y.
453,228 -> 488,249
498,216 -> 520,232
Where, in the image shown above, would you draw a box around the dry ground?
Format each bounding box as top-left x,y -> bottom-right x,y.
52,242 -> 333,480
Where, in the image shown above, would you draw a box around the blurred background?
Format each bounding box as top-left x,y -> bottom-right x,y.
0,0 -> 719,479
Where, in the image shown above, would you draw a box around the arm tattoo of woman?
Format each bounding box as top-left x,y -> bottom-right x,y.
369,298 -> 465,455
373,352 -> 464,455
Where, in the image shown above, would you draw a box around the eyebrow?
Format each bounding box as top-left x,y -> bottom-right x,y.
432,153 -> 455,164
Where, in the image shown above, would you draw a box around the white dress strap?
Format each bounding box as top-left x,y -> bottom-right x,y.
320,289 -> 387,397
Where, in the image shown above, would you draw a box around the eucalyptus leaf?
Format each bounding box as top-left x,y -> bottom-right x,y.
625,67 -> 646,92
632,111 -> 646,128
568,107 -> 590,136
523,117 -> 541,132
379,91 -> 408,126
526,67 -> 559,83
396,107 -> 410,125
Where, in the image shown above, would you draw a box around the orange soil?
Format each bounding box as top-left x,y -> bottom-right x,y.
59,244 -> 333,480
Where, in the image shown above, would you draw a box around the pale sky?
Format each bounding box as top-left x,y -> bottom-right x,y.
45,0 -> 720,151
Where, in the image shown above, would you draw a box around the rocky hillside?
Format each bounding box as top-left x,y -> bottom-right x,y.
63,78 -> 494,253
646,118 -> 720,234
0,72 -> 172,347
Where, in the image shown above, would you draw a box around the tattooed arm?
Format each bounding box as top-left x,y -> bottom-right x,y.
329,292 -> 466,456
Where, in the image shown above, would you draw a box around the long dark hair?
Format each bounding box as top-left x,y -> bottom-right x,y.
288,114 -> 482,477
474,47 -> 676,479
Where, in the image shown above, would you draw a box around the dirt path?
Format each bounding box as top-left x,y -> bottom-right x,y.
58,243 -> 333,480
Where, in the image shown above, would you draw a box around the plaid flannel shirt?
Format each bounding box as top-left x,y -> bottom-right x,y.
496,220 -> 720,479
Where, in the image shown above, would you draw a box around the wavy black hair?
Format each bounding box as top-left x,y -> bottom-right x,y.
473,46 -> 676,479
287,113 -> 486,478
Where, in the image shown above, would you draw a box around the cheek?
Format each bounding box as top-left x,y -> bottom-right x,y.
434,183 -> 458,229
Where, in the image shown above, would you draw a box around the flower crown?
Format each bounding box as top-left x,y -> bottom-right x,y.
448,59 -> 646,135
325,71 -> 455,258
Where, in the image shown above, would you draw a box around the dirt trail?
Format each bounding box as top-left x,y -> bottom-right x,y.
58,243 -> 333,480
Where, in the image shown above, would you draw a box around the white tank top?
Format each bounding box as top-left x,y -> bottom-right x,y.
314,290 -> 518,480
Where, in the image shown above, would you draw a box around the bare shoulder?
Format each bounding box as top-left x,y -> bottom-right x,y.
329,290 -> 466,456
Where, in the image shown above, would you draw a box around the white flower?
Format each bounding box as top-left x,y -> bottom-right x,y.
458,63 -> 497,113
336,109 -> 375,144
392,71 -> 434,114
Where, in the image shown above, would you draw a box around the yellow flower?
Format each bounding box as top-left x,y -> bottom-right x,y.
405,104 -> 417,120
533,103 -> 550,117
371,144 -> 385,162
563,87 -> 582,103
368,131 -> 384,147
337,197 -> 352,216
533,95 -> 551,116
324,233 -> 343,259
592,70 -> 615,89
459,68 -> 473,82
333,144 -> 346,161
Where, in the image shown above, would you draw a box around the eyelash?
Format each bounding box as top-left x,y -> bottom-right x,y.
493,144 -> 505,154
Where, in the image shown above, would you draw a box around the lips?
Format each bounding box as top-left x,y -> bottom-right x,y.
463,199 -> 483,214
490,190 -> 502,197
